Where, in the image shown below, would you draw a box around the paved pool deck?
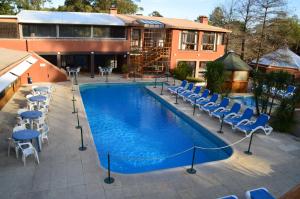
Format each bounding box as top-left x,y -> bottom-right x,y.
0,74 -> 300,199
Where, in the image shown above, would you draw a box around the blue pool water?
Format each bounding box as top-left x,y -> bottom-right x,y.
80,83 -> 232,174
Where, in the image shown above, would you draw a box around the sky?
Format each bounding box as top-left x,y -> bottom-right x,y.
49,0 -> 300,20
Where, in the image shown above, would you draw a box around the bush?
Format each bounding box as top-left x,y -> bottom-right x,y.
204,61 -> 225,93
186,76 -> 204,83
173,62 -> 193,80
122,64 -> 129,74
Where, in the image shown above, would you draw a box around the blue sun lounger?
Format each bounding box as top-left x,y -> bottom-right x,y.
277,85 -> 296,98
245,187 -> 275,199
188,89 -> 210,104
196,93 -> 219,108
217,195 -> 238,199
202,97 -> 230,113
168,80 -> 188,94
224,107 -> 254,128
181,86 -> 202,100
177,82 -> 194,95
235,114 -> 273,137
211,102 -> 241,119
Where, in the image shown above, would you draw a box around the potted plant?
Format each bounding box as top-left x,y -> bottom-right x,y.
122,64 -> 129,79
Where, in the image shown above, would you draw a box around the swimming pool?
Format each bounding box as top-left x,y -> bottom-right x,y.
80,83 -> 232,174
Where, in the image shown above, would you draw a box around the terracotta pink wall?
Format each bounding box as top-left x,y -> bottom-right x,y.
20,54 -> 67,84
169,29 -> 226,69
0,39 -> 130,53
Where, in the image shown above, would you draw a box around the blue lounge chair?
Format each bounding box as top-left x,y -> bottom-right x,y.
196,93 -> 219,108
245,187 -> 275,199
217,195 -> 238,199
211,102 -> 241,119
188,89 -> 210,104
201,97 -> 230,113
181,86 -> 201,100
168,80 -> 187,94
224,108 -> 254,128
278,85 -> 296,98
177,82 -> 194,95
235,114 -> 273,137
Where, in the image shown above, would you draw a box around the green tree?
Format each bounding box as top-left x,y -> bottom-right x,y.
0,0 -> 14,14
204,61 -> 225,93
149,10 -> 162,17
93,0 -> 139,14
208,7 -> 226,27
15,0 -> 52,11
57,0 -> 93,12
173,62 -> 193,80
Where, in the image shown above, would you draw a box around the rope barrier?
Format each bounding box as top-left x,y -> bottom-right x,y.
106,135 -> 248,161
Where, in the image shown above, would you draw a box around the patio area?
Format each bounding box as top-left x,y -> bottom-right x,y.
0,75 -> 300,199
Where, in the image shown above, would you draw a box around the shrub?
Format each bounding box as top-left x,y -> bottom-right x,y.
173,62 -> 193,80
122,64 -> 129,74
204,61 -> 225,93
186,76 -> 204,83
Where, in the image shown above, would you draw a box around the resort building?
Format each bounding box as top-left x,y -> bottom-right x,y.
0,9 -> 230,78
251,47 -> 300,80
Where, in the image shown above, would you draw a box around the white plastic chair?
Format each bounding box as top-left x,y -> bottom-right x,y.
34,116 -> 46,130
107,67 -> 113,75
7,138 -> 20,158
17,142 -> 39,166
66,67 -> 71,76
39,124 -> 49,144
98,66 -> 105,76
13,125 -> 26,132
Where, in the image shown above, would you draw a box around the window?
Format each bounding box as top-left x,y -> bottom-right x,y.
93,26 -> 126,38
217,33 -> 225,45
198,61 -> 207,80
202,32 -> 216,51
131,29 -> 141,49
0,23 -> 18,38
22,24 -> 56,37
59,25 -> 91,37
179,31 -> 198,50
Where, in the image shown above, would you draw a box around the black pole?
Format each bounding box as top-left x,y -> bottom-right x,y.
217,114 -> 225,134
104,153 -> 115,184
166,73 -> 169,82
154,77 -> 157,88
175,89 -> 179,104
244,132 -> 254,155
72,92 -> 76,102
173,75 -> 176,86
72,99 -> 77,114
75,110 -> 81,129
105,71 -> 108,83
193,98 -> 197,116
186,146 -> 197,174
74,72 -> 78,85
160,82 -> 164,95
78,126 -> 87,151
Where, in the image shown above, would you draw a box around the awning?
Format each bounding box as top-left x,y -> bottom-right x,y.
9,59 -> 33,76
0,72 -> 18,93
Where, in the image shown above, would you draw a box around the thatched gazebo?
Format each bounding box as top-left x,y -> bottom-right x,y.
215,51 -> 252,93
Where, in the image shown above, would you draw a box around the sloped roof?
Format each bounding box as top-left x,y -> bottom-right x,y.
17,10 -> 125,26
252,47 -> 300,70
117,15 -> 231,33
0,48 -> 30,72
215,51 -> 252,71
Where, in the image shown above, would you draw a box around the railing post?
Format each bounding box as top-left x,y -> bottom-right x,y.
186,146 -> 197,174
193,98 -> 197,116
154,77 -> 157,88
217,114 -> 225,134
105,71 -> 108,83
104,153 -> 115,184
74,72 -> 78,85
173,75 -> 176,86
72,92 -> 76,102
244,132 -> 254,155
175,89 -> 179,104
78,126 -> 87,151
75,109 -> 81,129
160,82 -> 164,95
72,99 -> 77,114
